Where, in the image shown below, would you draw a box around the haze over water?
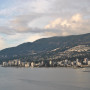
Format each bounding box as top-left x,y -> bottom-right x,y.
0,67 -> 90,90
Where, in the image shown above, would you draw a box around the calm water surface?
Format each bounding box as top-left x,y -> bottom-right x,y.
0,67 -> 90,90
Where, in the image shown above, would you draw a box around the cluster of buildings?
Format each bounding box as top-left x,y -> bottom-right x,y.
67,45 -> 90,52
2,58 -> 90,68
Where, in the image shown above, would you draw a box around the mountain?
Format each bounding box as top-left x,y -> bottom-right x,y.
0,33 -> 90,62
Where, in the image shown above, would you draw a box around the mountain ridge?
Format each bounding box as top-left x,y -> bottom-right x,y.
0,33 -> 90,62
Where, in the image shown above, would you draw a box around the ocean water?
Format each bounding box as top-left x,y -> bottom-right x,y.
0,67 -> 90,90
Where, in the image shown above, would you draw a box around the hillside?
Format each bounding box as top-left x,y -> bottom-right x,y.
0,33 -> 90,62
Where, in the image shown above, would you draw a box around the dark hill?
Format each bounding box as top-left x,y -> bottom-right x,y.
0,33 -> 90,62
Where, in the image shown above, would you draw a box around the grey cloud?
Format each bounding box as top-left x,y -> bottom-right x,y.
44,14 -> 90,36
0,0 -> 90,36
0,26 -> 15,35
50,0 -> 90,17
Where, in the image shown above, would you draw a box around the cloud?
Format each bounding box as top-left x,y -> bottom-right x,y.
0,26 -> 15,35
0,0 -> 51,17
0,13 -> 90,37
44,14 -> 90,36
0,36 -> 6,50
0,13 -> 57,34
71,14 -> 82,22
0,13 -> 90,36
0,0 -> 90,35
0,7 -> 17,16
10,14 -> 42,33
51,0 -> 90,14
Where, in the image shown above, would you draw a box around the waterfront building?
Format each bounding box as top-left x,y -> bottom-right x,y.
88,61 -> 90,66
8,61 -> 12,66
18,60 -> 21,66
76,59 -> 79,63
3,62 -> 7,67
71,62 -> 74,66
41,61 -> 44,66
49,60 -> 53,67
77,62 -> 81,67
64,60 -> 68,65
83,58 -> 88,65
2,58 -> 90,68
76,59 -> 81,66
25,62 -> 30,67
11,61 -> 15,66
21,62 -> 25,67
49,60 -> 52,65
31,62 -> 34,67
14,60 -> 18,66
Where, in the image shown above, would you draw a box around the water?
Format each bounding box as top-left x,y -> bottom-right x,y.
0,67 -> 90,90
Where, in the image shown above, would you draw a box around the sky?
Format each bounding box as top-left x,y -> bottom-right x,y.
0,0 -> 90,50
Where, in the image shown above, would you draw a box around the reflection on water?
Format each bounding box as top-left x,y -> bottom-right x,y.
0,67 -> 90,90
82,67 -> 90,72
